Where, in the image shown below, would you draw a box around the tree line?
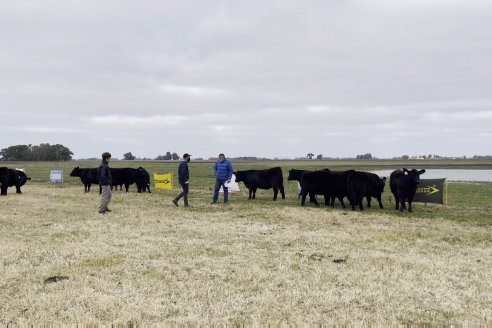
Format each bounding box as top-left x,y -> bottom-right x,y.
122,151 -> 181,160
3,144 -> 490,161
0,144 -> 73,161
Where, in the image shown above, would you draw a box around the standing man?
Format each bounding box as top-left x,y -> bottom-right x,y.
173,153 -> 191,208
211,153 -> 233,205
98,152 -> 112,214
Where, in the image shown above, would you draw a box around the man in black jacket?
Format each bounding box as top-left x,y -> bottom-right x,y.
98,152 -> 113,214
173,153 -> 191,207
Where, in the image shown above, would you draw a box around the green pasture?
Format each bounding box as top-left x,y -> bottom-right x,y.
4,159 -> 492,225
1,159 -> 491,324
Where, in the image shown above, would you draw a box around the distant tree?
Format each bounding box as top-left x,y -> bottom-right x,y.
155,152 -> 173,160
402,155 -> 409,160
0,145 -> 31,161
0,143 -> 72,161
306,153 -> 314,160
355,153 -> 372,160
172,152 -> 179,160
51,144 -> 73,161
123,152 -> 136,160
236,156 -> 259,160
316,154 -> 323,160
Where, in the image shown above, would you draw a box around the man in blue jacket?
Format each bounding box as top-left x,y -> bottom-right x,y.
211,153 -> 233,205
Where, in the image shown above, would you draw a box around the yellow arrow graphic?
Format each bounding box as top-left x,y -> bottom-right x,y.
417,185 -> 440,195
427,186 -> 440,195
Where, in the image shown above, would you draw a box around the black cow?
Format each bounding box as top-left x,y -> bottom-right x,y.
109,168 -> 131,192
108,168 -> 124,191
0,168 -> 31,196
70,166 -> 151,193
70,167 -> 99,192
235,167 -> 285,201
390,168 -> 426,212
364,173 -> 386,209
132,167 -> 151,193
299,170 -> 348,207
346,171 -> 386,211
287,169 -> 320,203
287,168 -> 310,199
103,167 -> 151,193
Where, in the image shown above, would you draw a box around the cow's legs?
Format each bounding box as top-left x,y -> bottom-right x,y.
279,185 -> 285,199
408,197 -> 413,212
393,192 -> 399,210
376,196 -> 384,209
300,190 -> 307,206
338,196 -> 346,208
273,187 -> 278,201
358,196 -> 364,210
330,196 -> 336,207
311,193 -> 319,206
248,188 -> 253,199
398,194 -> 407,212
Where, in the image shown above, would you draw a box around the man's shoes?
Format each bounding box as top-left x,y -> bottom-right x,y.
172,199 -> 179,207
184,204 -> 192,208
105,208 -> 112,212
223,202 -> 229,206
98,210 -> 106,214
210,201 -> 217,205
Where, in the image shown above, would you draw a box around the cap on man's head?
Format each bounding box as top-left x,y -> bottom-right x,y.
102,152 -> 111,159
183,153 -> 191,159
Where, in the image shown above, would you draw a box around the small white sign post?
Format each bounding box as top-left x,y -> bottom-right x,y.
50,169 -> 63,183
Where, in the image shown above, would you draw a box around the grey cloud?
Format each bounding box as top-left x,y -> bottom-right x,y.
1,1 -> 491,158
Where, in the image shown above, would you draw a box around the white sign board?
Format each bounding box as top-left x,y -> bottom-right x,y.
50,169 -> 63,183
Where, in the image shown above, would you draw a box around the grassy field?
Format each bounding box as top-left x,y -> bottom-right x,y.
1,160 -> 491,325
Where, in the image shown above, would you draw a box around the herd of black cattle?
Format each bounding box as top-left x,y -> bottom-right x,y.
69,167 -> 151,193
1,165 -> 425,213
235,167 -> 425,212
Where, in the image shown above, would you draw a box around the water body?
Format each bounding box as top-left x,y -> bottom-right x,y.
370,169 -> 492,182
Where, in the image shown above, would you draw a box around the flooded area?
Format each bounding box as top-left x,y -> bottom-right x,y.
370,169 -> 492,182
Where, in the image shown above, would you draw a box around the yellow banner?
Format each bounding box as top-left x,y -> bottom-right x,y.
154,172 -> 173,190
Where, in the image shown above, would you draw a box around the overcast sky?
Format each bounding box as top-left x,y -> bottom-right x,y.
1,0 -> 491,159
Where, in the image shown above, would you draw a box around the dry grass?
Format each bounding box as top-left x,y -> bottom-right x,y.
1,184 -> 491,325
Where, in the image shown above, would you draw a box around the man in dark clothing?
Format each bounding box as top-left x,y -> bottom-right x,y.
173,153 -> 191,207
98,152 -> 113,214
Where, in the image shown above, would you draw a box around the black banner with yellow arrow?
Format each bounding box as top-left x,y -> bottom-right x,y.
413,178 -> 447,205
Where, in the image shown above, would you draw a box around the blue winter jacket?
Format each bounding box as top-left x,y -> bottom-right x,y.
214,159 -> 233,181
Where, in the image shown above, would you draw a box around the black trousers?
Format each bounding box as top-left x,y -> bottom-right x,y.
175,181 -> 189,205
